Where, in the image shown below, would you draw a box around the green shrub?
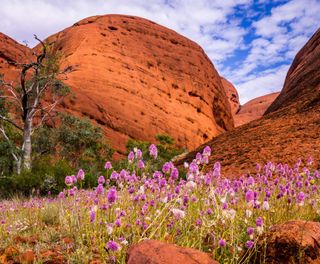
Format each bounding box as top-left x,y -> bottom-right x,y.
0,157 -> 74,198
0,113 -> 114,197
121,134 -> 186,173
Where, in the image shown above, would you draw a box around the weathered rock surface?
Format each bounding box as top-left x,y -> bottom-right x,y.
35,15 -> 234,154
220,76 -> 278,127
220,76 -> 240,117
266,28 -> 320,114
0,33 -> 32,83
234,92 -> 279,127
177,28 -> 320,176
250,221 -> 320,264
127,239 -> 219,264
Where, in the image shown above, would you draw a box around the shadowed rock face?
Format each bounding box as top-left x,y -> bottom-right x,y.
0,33 -> 32,83
234,92 -> 280,127
220,76 -> 240,117
177,28 -> 320,176
266,28 -> 320,114
33,15 -> 234,154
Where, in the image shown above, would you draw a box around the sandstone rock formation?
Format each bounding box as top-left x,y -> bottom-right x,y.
266,28 -> 320,114
177,28 -> 320,176
0,33 -> 32,83
250,221 -> 320,264
220,76 -> 240,116
220,76 -> 278,127
234,92 -> 279,127
127,240 -> 219,264
34,15 -> 234,154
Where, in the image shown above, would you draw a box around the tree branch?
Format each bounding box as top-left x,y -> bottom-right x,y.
34,34 -> 47,65
0,95 -> 20,103
31,99 -> 60,134
28,82 -> 51,117
0,125 -> 19,162
0,114 -> 23,131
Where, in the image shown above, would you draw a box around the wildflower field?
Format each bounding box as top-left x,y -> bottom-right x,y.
0,145 -> 319,263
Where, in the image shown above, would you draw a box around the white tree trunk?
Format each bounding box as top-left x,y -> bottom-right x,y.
22,118 -> 32,171
16,158 -> 22,174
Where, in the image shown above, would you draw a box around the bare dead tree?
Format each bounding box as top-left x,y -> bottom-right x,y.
0,35 -> 70,174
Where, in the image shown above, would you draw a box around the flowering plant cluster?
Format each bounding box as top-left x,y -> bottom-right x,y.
0,145 -> 319,263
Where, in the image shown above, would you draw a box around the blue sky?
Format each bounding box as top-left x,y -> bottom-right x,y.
1,0 -> 319,103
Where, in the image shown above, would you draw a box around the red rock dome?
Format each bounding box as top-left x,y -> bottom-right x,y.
35,15 -> 234,154
234,92 -> 279,127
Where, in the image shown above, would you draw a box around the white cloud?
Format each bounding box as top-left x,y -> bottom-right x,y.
0,0 -> 249,56
236,64 -> 290,104
222,0 -> 320,103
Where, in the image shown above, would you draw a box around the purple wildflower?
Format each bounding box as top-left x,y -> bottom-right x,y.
149,144 -> 158,159
114,218 -> 122,227
307,156 -> 313,165
107,240 -> 120,252
256,217 -> 263,227
245,190 -> 254,203
256,164 -> 261,172
170,168 -> 179,181
90,210 -> 96,223
128,151 -> 135,163
71,175 -> 77,184
218,239 -> 226,247
76,169 -> 85,180
110,171 -> 119,181
135,149 -> 143,159
202,146 -> 211,156
104,161 -> 112,170
138,160 -> 145,169
172,208 -> 185,219
107,187 -> 117,204
195,219 -> 202,227
65,176 -> 73,186
297,191 -> 305,205
98,175 -> 105,185
96,184 -> 104,195
247,227 -> 254,235
195,153 -> 202,163
247,176 -> 255,185
162,162 -> 173,174
245,240 -> 254,249
189,162 -> 198,174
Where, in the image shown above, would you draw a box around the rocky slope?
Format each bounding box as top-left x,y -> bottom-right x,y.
234,92 -> 279,126
33,15 -> 234,154
177,28 -> 320,176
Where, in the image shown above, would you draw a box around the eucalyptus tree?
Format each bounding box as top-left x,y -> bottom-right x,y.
0,35 -> 70,173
